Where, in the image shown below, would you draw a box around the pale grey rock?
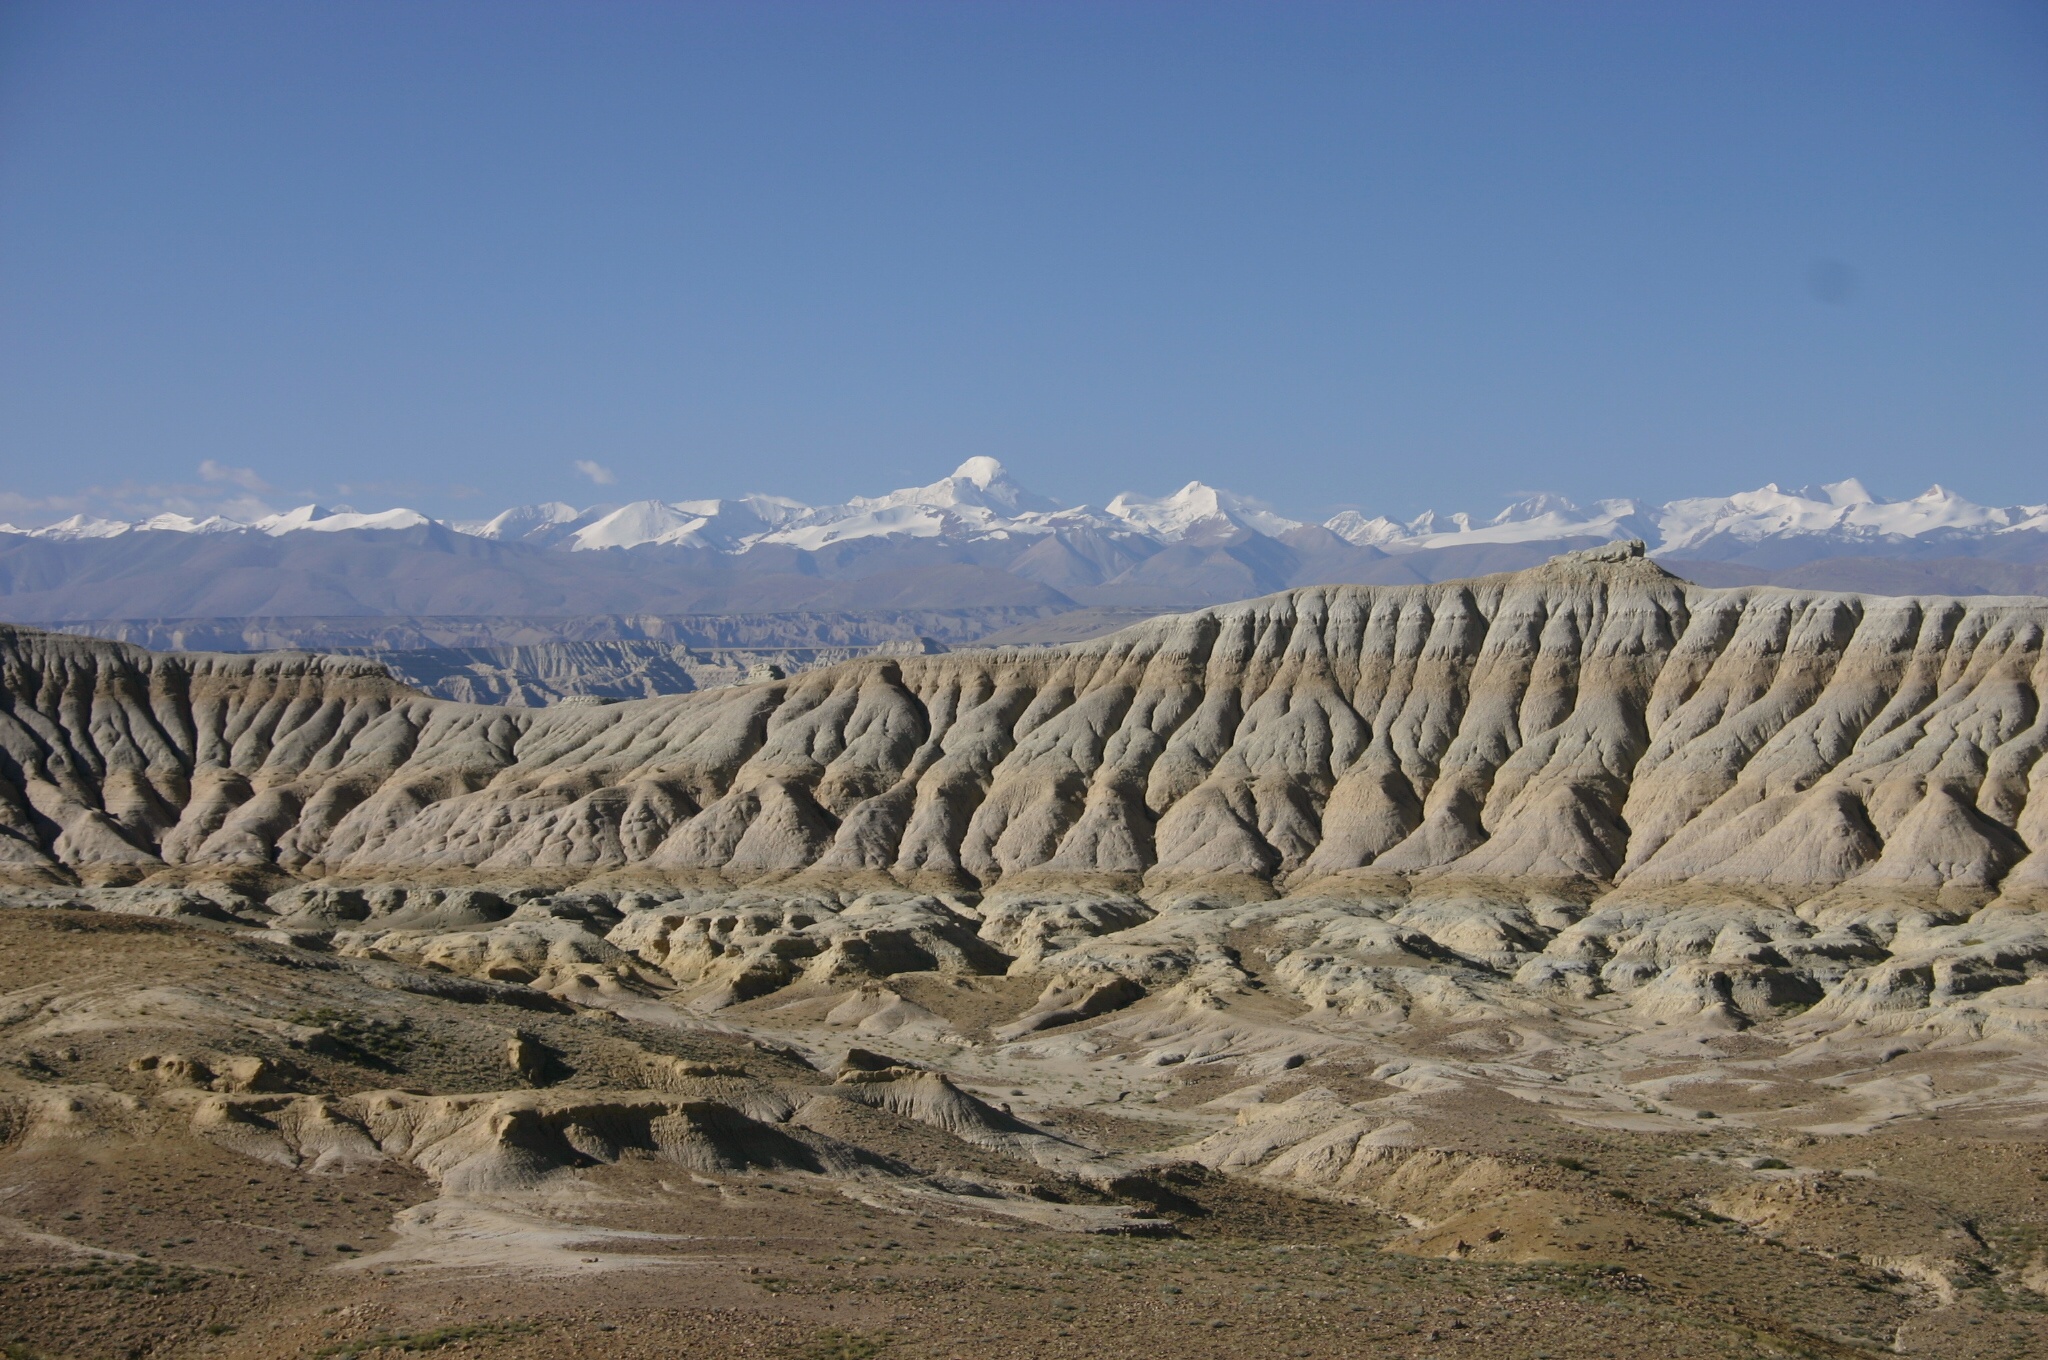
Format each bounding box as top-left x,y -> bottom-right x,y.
604,889 -> 1007,1004
0,554 -> 2041,902
334,906 -> 638,992
975,892 -> 1156,971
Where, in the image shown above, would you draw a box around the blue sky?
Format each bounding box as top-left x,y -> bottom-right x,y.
1,1 -> 2043,525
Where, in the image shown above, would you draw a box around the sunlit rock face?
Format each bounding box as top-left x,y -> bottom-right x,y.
3,548 -> 2041,902
6,547 -> 2048,1360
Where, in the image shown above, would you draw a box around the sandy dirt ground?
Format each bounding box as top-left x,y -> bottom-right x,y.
4,904 -> 2047,1360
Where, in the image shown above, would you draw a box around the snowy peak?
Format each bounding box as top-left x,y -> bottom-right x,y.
24,515 -> 140,541
1652,482 -> 2037,554
930,457 -> 1053,513
1490,493 -> 1582,526
1815,478 -> 1874,507
952,455 -> 1005,489
250,505 -> 432,535
460,501 -> 589,542
138,513 -> 246,534
1325,495 -> 1653,552
1,468 -> 2041,569
1322,511 -> 1411,549
564,497 -> 794,552
821,458 -> 1054,520
1105,481 -> 1302,542
740,460 -> 1063,552
1324,483 -> 2046,558
567,501 -> 712,551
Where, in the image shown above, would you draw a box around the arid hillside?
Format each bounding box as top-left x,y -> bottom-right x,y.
3,545 -> 2043,898
6,547 -> 2048,1360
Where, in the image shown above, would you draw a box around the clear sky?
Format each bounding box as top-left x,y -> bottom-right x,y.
1,1 -> 2044,526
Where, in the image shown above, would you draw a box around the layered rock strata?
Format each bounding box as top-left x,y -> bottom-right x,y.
1,548 -> 2043,900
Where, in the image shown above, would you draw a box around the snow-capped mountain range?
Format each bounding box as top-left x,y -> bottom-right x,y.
1326,479 -> 2048,557
6,459 -> 2043,561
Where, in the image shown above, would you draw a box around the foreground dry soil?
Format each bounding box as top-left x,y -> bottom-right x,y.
3,899 -> 2046,1360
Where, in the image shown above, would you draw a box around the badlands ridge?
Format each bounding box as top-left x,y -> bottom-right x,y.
5,545 -> 2048,1358
8,543 -> 2045,899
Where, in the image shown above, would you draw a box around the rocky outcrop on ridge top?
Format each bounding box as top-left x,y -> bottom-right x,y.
2,546 -> 2045,896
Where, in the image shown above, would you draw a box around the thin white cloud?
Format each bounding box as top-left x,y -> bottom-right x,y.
198,459 -> 272,492
0,468 -> 507,528
0,490 -> 89,518
0,479 -> 281,527
0,469 -> 498,530
573,459 -> 617,486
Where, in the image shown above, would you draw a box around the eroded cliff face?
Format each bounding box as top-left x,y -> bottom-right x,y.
9,553 -> 2048,1357
3,550 -> 2044,898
